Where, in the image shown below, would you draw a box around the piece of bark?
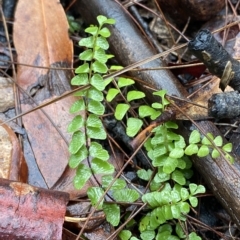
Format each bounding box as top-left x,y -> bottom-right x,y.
208,91 -> 240,119
189,28 -> 240,119
0,121 -> 27,182
0,178 -> 69,239
75,0 -> 240,228
188,29 -> 240,91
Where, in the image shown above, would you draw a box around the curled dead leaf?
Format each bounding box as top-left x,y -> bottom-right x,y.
0,121 -> 27,182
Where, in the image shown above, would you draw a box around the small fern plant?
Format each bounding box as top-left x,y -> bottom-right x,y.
107,85 -> 233,240
68,15 -> 234,240
67,15 -> 141,227
68,15 -> 116,190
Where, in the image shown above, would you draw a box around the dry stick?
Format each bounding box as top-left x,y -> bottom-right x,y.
65,215 -> 103,223
0,84 -> 90,127
122,0 -> 144,8
224,119 -> 240,137
65,0 -> 77,12
169,95 -> 208,110
106,42 -> 187,78
212,19 -> 240,33
144,84 -> 208,110
129,62 -> 205,71
185,74 -> 212,88
187,215 -> 225,238
235,0 -> 240,11
0,59 -> 74,70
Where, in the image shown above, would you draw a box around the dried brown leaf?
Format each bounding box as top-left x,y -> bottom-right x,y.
13,0 -> 74,188
0,121 -> 27,182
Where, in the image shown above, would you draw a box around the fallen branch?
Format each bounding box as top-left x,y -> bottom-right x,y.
0,178 -> 69,239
